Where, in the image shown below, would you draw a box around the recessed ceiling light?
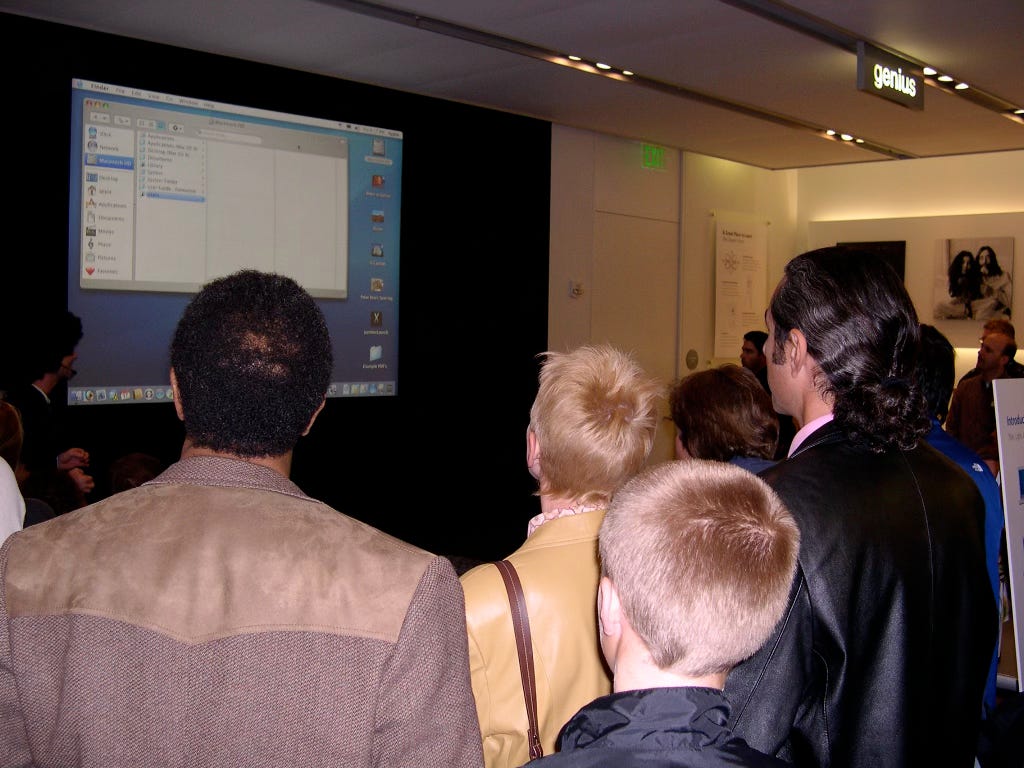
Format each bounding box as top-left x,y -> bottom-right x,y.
1015,109 -> 1024,115
855,138 -> 864,144
595,62 -> 611,70
954,82 -> 969,90
826,129 -> 836,136
840,134 -> 853,141
923,66 -> 937,76
568,55 -> 581,61
622,70 -> 634,76
937,74 -> 954,83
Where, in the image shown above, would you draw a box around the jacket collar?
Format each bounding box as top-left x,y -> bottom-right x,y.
788,419 -> 846,459
146,455 -> 309,499
559,687 -> 733,751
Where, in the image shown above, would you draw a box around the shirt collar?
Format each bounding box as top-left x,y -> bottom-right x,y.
788,412 -> 834,456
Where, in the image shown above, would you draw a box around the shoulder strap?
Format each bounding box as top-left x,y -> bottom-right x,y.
494,559 -> 544,760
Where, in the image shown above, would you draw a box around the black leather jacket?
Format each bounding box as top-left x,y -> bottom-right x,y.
725,421 -> 997,768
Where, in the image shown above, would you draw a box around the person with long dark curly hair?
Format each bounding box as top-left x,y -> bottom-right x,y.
724,247 -> 996,768
971,244 -> 1012,321
937,248 -> 982,319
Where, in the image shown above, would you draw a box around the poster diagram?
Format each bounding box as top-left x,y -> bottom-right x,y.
714,216 -> 768,359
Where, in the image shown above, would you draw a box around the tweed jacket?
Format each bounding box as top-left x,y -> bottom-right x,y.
0,456 -> 484,767
461,511 -> 612,768
725,421 -> 996,768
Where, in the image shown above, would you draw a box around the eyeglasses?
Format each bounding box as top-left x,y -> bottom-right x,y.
59,363 -> 78,380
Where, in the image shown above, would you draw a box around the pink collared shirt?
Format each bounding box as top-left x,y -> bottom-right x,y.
788,413 -> 834,457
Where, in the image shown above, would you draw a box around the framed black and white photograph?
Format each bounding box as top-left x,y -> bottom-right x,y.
933,236 -> 1014,321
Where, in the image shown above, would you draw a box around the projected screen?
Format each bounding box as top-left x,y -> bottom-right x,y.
67,78 -> 401,405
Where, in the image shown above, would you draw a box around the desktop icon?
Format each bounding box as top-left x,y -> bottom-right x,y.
370,310 -> 383,327
370,278 -> 384,293
369,345 -> 383,362
372,175 -> 385,187
371,210 -> 385,223
372,138 -> 386,156
371,243 -> 384,258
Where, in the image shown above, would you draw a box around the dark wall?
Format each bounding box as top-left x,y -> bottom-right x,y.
1,13 -> 550,563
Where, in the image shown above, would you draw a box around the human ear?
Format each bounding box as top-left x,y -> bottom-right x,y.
526,427 -> 541,480
169,368 -> 184,422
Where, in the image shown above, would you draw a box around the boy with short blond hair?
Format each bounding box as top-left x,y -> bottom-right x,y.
526,459 -> 799,767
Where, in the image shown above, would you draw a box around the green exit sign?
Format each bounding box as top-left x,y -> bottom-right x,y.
642,143 -> 666,169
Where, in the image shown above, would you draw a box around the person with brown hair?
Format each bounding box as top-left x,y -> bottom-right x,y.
958,317 -> 1024,383
524,459 -> 799,767
946,328 -> 1017,477
669,363 -> 778,474
461,344 -> 663,767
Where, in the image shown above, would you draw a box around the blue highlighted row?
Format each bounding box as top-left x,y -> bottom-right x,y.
142,192 -> 205,202
84,154 -> 134,170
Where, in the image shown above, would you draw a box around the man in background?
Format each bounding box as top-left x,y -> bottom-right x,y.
742,330 -> 795,459
725,247 -> 995,768
946,325 -> 1017,477
4,310 -> 93,510
957,318 -> 1024,383
0,270 -> 483,766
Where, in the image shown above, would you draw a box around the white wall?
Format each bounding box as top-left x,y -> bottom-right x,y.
550,132 -> 1024,452
549,127 -> 683,462
796,149 -> 1024,380
549,127 -> 797,462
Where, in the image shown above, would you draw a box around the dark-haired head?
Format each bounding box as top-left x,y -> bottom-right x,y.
15,311 -> 83,383
977,245 -> 1003,276
743,330 -> 769,354
170,270 -> 333,458
917,324 -> 955,424
768,247 -> 929,451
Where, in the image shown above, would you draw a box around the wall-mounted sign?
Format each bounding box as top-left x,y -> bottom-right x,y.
857,42 -> 923,110
642,143 -> 666,170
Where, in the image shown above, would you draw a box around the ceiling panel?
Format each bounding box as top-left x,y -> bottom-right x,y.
2,0 -> 1022,169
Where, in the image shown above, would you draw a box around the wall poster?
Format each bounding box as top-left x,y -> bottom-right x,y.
933,236 -> 1014,322
713,214 -> 768,360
